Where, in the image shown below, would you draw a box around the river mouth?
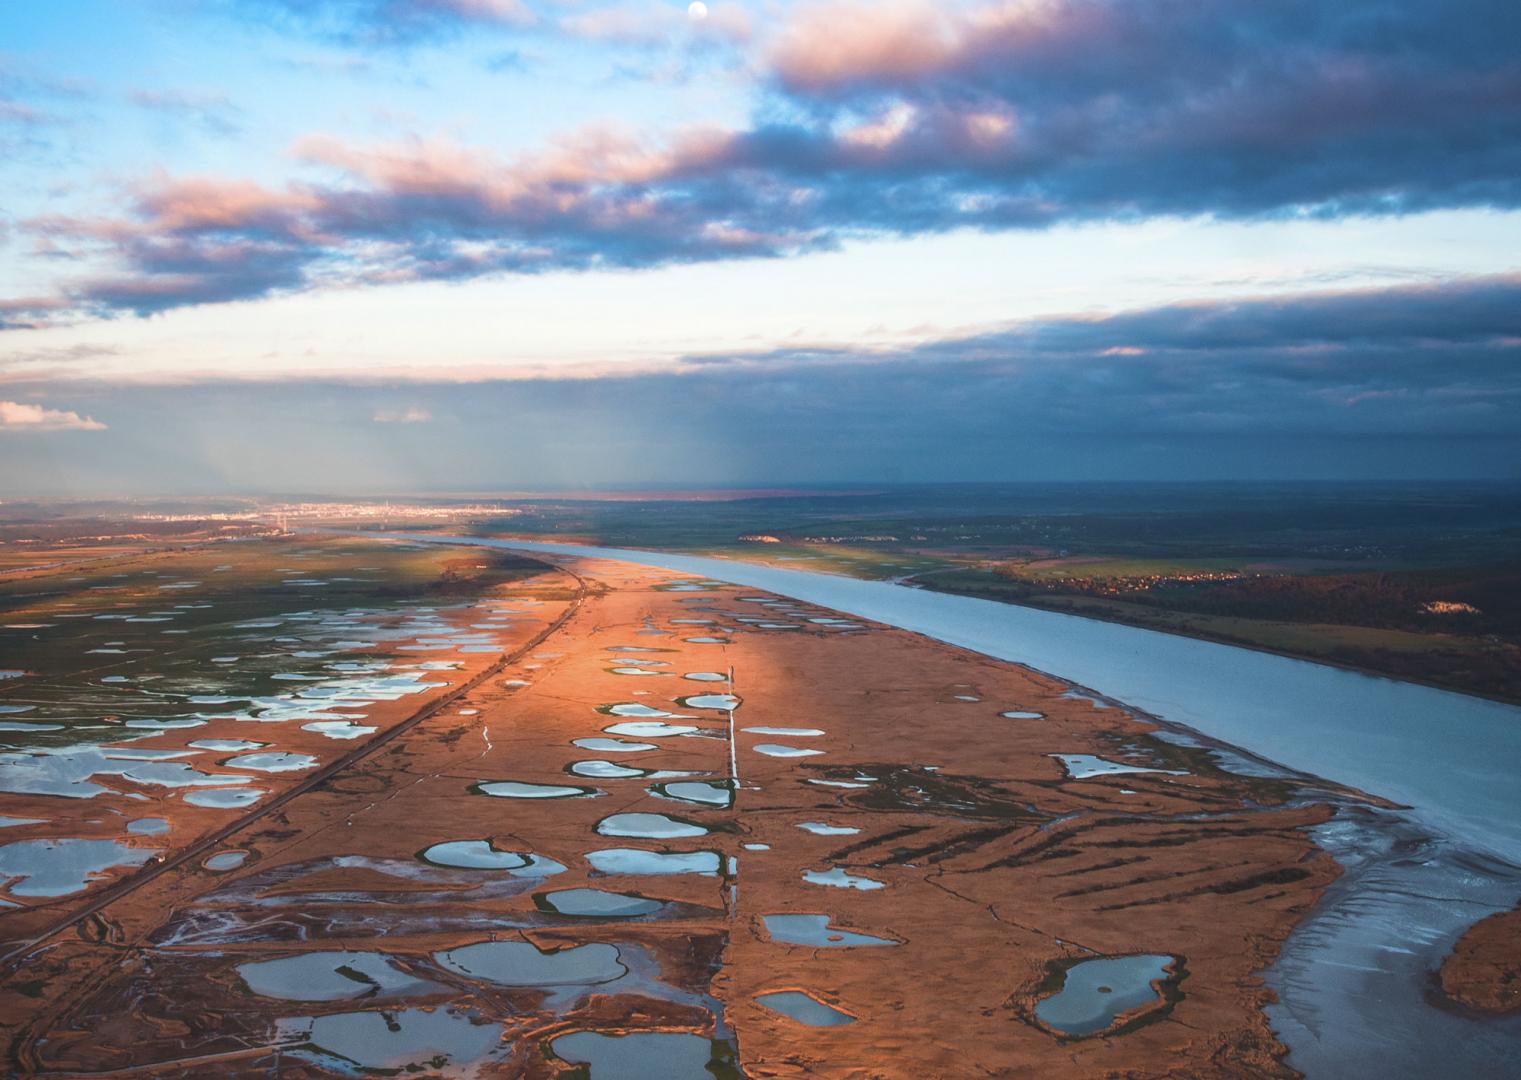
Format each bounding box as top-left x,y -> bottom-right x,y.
1264,807 -> 1521,1078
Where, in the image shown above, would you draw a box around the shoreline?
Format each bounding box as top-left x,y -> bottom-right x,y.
905,568 -> 1521,708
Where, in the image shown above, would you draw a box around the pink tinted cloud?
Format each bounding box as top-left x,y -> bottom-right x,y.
769,1 -> 963,91
10,1 -> 1519,324
131,175 -> 316,234
0,399 -> 106,431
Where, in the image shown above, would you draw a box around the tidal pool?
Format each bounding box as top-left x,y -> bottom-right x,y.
651,780 -> 733,807
1052,754 -> 1185,780
763,914 -> 899,948
535,887 -> 665,917
753,744 -> 823,758
551,1031 -> 724,1080
184,787 -> 265,808
224,752 -> 318,773
302,720 -> 378,740
743,726 -> 824,737
205,850 -> 248,871
0,837 -> 156,897
239,951 -> 429,1001
127,817 -> 169,835
124,718 -> 206,731
472,780 -> 595,799
1001,710 -> 1045,719
188,739 -> 267,752
757,990 -> 855,1027
678,693 -> 739,711
572,760 -> 648,779
683,672 -> 727,682
436,940 -> 626,986
283,1006 -> 502,1073
603,721 -> 700,738
1034,954 -> 1173,1036
586,848 -> 722,876
596,813 -> 708,839
601,703 -> 690,718
798,822 -> 860,836
418,840 -> 531,870
803,867 -> 885,891
573,738 -> 658,754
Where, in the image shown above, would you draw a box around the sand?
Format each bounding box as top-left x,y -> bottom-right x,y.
0,551 -> 1352,1077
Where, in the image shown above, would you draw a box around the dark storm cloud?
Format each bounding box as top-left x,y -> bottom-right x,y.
768,0 -> 1521,218
667,275 -> 1521,438
5,275 -> 1518,493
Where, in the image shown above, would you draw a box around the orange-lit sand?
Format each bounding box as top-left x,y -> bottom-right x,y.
0,553 -> 1347,1077
1441,907 -> 1521,1015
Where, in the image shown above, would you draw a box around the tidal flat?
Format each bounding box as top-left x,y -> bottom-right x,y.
1,536 -> 1513,1077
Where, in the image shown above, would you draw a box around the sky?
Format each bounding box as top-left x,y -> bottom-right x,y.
1,0 -> 1519,493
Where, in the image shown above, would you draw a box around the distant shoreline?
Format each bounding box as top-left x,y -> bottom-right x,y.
908,570 -> 1521,708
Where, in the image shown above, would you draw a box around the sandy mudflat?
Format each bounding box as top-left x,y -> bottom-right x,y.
0,552 -> 1349,1077
1441,907 -> 1521,1015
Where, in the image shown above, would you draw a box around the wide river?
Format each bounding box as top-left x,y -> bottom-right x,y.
385,535 -> 1521,1076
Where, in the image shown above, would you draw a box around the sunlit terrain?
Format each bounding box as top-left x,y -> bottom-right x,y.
4,0 -> 1521,1075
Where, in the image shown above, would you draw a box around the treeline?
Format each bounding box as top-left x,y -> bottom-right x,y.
1073,568 -> 1521,638
1320,643 -> 1521,701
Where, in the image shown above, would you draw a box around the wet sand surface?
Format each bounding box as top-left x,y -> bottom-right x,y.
1,552 -> 1362,1075
1441,906 -> 1521,1015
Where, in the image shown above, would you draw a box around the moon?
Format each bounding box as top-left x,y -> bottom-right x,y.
688,1 -> 708,20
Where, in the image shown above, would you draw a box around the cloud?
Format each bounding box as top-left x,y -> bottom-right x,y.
12,0 -> 1521,322
4,274 -> 1519,487
0,99 -> 44,126
657,274 -> 1521,438
373,405 -> 433,422
0,399 -> 106,431
0,295 -> 70,331
230,0 -> 535,45
129,89 -> 244,136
